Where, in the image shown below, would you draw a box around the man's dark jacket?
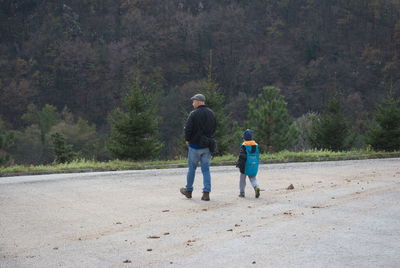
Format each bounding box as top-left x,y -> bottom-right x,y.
185,105 -> 216,145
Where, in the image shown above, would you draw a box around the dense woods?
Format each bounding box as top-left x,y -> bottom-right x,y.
1,0 -> 400,164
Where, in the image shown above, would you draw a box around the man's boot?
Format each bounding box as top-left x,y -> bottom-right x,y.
201,191 -> 210,201
180,188 -> 192,199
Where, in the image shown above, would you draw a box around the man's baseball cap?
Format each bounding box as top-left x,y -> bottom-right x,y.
190,93 -> 206,102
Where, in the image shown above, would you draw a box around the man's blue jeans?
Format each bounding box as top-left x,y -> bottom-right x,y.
186,146 -> 212,193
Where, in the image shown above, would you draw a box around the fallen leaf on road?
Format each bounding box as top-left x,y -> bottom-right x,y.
163,232 -> 170,235
123,260 -> 132,263
147,249 -> 152,251
147,236 -> 160,239
227,229 -> 233,231
162,210 -> 170,212
287,184 -> 294,190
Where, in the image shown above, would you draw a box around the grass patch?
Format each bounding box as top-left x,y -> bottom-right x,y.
263,149 -> 370,161
1,150 -> 399,176
0,158 -> 187,175
262,149 -> 400,163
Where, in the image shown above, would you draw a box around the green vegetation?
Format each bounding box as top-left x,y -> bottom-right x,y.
1,150 -> 398,177
247,86 -> 299,152
1,1 -> 400,166
366,97 -> 400,151
107,76 -> 163,160
203,78 -> 231,156
0,158 -> 186,175
309,98 -> 355,151
51,132 -> 75,164
260,149 -> 398,162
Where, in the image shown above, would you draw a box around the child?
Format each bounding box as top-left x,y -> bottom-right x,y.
235,129 -> 261,198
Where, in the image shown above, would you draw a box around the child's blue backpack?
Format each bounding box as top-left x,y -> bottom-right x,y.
244,144 -> 259,177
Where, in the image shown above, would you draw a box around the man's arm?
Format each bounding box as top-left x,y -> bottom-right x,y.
210,109 -> 217,136
184,111 -> 194,142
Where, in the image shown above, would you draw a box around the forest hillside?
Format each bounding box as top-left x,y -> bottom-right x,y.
1,0 -> 400,164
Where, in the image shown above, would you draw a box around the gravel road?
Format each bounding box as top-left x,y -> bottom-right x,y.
1,158 -> 400,268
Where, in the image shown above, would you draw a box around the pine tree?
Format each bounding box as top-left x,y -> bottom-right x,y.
309,98 -> 354,151
51,132 -> 74,164
200,50 -> 233,155
107,77 -> 163,160
247,86 -> 298,152
366,97 -> 400,151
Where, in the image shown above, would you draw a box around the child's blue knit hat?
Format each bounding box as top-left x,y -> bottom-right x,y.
243,129 -> 254,141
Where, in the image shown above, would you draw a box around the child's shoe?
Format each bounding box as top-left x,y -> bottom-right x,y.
238,192 -> 245,198
254,187 -> 260,198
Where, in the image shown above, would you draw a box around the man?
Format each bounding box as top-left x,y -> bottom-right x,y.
180,93 -> 216,201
